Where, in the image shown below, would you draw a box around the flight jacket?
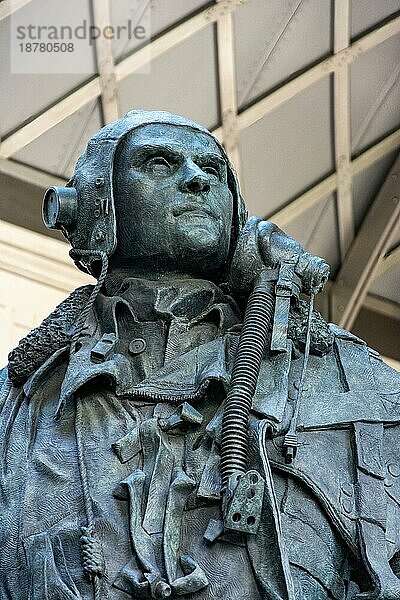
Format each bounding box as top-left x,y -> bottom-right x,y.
1,278 -> 400,600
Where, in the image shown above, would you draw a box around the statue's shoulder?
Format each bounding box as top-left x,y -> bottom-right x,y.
7,285 -> 93,387
328,322 -> 367,345
328,322 -> 400,389
288,302 -> 399,390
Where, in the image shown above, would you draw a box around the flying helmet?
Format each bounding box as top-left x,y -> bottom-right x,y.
43,110 -> 248,278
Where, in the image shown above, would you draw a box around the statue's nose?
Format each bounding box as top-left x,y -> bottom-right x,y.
180,163 -> 211,194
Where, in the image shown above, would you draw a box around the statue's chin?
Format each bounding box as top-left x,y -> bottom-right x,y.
174,220 -> 228,271
111,217 -> 229,278
179,223 -> 218,248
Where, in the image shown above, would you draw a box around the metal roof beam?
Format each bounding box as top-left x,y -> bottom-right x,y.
0,160 -> 65,237
115,0 -> 249,80
270,127 -> 400,227
0,158 -> 65,188
271,174 -> 337,227
0,0 -> 247,158
363,293 -> 400,321
333,0 -> 354,259
351,128 -> 400,173
0,219 -> 89,292
1,10 -> 399,159
330,153 -> 400,329
237,15 -> 400,132
0,79 -> 101,158
375,244 -> 400,278
91,0 -> 119,125
0,0 -> 34,21
216,5 -> 241,176
316,280 -> 400,323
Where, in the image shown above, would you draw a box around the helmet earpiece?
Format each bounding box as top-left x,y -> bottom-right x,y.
42,186 -> 78,231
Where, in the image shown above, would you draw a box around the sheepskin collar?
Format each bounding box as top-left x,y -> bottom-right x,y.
7,285 -> 93,386
7,284 -> 333,387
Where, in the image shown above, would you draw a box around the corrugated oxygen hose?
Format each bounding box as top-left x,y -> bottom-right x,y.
220,270 -> 275,487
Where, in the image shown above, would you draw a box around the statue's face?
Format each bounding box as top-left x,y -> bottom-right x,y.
112,124 -> 233,278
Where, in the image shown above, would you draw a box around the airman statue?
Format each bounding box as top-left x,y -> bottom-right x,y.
1,110 -> 400,600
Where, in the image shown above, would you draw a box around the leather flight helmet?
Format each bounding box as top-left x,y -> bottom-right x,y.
42,110 -> 248,278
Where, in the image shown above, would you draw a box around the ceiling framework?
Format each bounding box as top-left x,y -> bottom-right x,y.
333,0 -> 353,260
271,126 -> 400,226
376,243 -> 400,279
1,7 -> 399,158
0,0 -> 34,21
363,293 -> 400,322
0,0 -> 400,348
330,153 -> 400,329
0,157 -> 64,188
216,5 -> 241,177
92,0 -> 119,124
0,0 -> 249,158
0,219 -> 89,292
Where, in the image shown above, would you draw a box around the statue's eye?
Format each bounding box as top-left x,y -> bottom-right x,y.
145,156 -> 172,175
202,165 -> 220,179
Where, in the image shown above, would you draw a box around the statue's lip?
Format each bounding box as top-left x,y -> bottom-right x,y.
171,203 -> 214,218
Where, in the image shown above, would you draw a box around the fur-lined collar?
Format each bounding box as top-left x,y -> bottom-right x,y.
7,285 -> 93,386
7,285 -> 333,387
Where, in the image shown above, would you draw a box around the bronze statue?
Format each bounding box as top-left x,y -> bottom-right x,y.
1,110 -> 400,600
